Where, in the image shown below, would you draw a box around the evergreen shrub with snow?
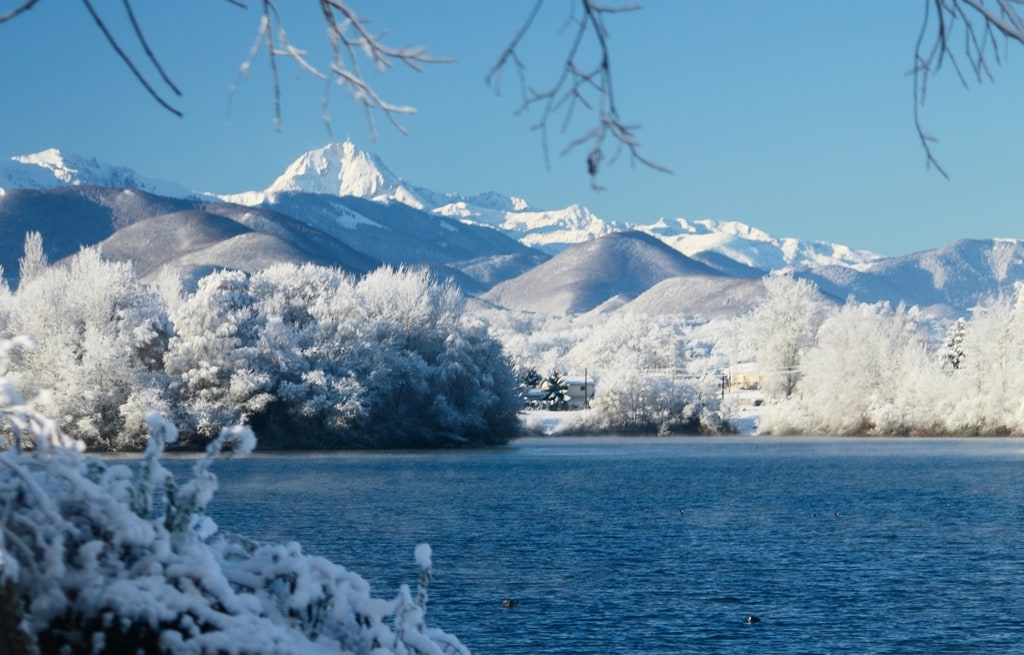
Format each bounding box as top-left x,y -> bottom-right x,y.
0,338 -> 468,654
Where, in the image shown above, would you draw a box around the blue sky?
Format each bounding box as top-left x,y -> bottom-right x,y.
2,1 -> 1023,256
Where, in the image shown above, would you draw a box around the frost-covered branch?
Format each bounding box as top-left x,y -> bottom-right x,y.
912,0 -> 1024,177
231,0 -> 450,135
0,350 -> 468,653
0,0 -> 446,135
487,0 -> 669,188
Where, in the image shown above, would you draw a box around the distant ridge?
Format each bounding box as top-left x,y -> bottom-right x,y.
5,142 -> 1024,318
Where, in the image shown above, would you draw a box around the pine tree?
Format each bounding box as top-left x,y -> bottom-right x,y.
542,369 -> 570,411
943,317 -> 967,373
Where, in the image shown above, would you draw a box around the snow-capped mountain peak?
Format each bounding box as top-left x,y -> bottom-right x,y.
12,148 -> 79,183
1,148 -> 194,198
255,141 -> 428,209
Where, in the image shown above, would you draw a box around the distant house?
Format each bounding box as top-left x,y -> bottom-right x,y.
563,374 -> 595,410
727,363 -> 762,391
522,386 -> 549,409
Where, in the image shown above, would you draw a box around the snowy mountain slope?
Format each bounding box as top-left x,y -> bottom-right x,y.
8,143 -> 1024,320
794,238 -> 1024,317
229,141 -> 883,274
257,193 -> 540,286
0,187 -> 379,288
635,217 -> 882,272
1,141 -> 879,278
221,141 -> 448,209
433,200 -> 616,252
0,148 -> 194,198
482,231 -> 725,315
0,187 -> 198,285
448,251 -> 550,289
617,276 -> 774,320
95,206 -> 379,284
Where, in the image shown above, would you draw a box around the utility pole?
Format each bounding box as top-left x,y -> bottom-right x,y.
584,367 -> 590,409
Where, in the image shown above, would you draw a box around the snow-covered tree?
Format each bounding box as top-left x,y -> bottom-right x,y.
562,313 -> 722,434
759,302 -> 939,435
745,273 -> 829,401
942,316 -> 967,373
164,270 -> 269,439
942,287 -> 1024,434
353,267 -> 519,447
165,265 -> 519,448
541,369 -> 571,411
4,245 -> 172,449
16,231 -> 46,288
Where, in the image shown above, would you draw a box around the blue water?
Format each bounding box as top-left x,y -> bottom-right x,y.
196,436 -> 1024,654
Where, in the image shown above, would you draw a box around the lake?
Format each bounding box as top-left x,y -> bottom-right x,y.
193,436 -> 1024,654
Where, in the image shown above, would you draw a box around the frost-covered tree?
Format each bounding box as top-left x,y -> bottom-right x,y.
942,287 -> 1024,433
564,313 -> 722,433
353,267 -> 519,447
759,302 -> 940,435
16,231 -> 47,288
3,244 -> 172,449
942,316 -> 967,373
745,273 -> 829,401
241,264 -> 368,448
541,369 -> 571,411
520,367 -> 542,388
165,265 -> 519,448
164,270 -> 269,439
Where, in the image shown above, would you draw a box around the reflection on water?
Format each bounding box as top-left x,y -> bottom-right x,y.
174,437 -> 1024,654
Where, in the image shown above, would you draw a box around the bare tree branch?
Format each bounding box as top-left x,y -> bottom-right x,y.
0,0 -> 41,24
79,0 -> 183,117
121,0 -> 181,97
913,0 -> 1024,177
488,0 -> 669,188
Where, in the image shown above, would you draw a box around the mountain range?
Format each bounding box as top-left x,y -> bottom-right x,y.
3,141 -> 1022,320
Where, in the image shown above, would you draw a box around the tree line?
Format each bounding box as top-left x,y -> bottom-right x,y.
749,273 -> 1024,436
0,234 -> 521,450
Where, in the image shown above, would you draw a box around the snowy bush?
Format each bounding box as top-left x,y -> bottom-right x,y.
0,342 -> 468,654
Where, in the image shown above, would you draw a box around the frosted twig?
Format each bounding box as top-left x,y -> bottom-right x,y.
229,0 -> 450,134
488,0 -> 669,188
912,0 -> 1024,178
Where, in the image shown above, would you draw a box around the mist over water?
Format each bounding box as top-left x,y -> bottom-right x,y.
198,437 -> 1024,654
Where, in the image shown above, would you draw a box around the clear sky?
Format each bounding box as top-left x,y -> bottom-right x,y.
2,1 -> 1023,257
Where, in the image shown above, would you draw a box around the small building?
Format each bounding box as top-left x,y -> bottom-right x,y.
726,363 -> 762,391
563,375 -> 595,410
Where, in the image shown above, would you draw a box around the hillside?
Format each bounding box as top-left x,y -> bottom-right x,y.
795,238 -> 1024,317
0,187 -> 378,287
482,231 -> 725,315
